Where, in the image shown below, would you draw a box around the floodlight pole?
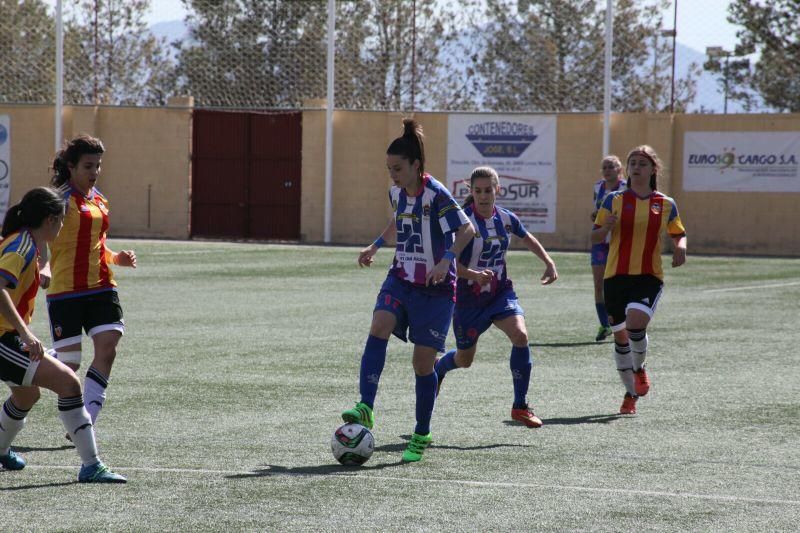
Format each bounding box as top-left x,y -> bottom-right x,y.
602,0 -> 613,157
55,0 -> 63,152
324,0 -> 335,243
670,0 -> 678,114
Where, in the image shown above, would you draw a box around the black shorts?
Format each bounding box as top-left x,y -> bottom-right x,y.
603,275 -> 664,330
47,290 -> 125,350
0,332 -> 41,387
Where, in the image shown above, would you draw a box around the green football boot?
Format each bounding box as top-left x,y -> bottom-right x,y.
402,432 -> 432,462
341,401 -> 374,430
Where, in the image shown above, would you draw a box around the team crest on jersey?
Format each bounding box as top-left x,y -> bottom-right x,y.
54,325 -> 62,338
650,203 -> 662,215
422,205 -> 431,218
97,200 -> 106,211
505,224 -> 512,232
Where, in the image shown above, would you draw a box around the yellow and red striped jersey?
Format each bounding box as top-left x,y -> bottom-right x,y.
47,185 -> 117,301
594,189 -> 686,280
0,230 -> 40,334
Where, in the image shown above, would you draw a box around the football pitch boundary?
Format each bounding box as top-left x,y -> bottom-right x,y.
702,280 -> 800,293
22,464 -> 800,507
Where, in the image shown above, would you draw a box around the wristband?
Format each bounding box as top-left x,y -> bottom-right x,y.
373,236 -> 386,248
443,250 -> 456,261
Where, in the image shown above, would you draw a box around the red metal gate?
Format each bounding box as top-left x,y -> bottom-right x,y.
191,110 -> 301,240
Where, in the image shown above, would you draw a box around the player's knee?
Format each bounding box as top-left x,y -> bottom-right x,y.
509,329 -> 528,347
56,371 -> 82,397
369,314 -> 394,339
456,347 -> 476,368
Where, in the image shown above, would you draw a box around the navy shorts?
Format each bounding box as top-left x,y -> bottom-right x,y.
47,290 -> 125,351
590,243 -> 609,266
453,288 -> 524,349
374,276 -> 454,352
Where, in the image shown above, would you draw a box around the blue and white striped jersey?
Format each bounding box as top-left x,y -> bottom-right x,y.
388,174 -> 469,293
456,205 -> 528,307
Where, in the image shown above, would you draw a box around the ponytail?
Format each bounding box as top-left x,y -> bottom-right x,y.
386,118 -> 425,177
51,134 -> 105,187
2,187 -> 66,237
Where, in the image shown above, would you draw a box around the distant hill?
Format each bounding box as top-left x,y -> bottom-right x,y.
149,18 -> 761,113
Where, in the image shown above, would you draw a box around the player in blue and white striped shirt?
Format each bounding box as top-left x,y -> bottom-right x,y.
341,119 -> 474,462
435,167 -> 558,428
590,155 -> 625,341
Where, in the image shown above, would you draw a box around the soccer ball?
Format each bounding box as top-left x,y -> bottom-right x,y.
331,423 -> 374,466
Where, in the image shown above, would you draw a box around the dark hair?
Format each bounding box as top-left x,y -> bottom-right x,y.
51,134 -> 105,187
626,145 -> 661,191
386,118 -> 425,177
462,166 -> 500,208
2,187 -> 66,238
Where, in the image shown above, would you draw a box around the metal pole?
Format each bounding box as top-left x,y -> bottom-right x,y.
723,54 -> 729,114
669,0 -> 678,114
411,0 -> 416,111
55,0 -> 63,152
602,0 -> 613,156
324,0 -> 335,243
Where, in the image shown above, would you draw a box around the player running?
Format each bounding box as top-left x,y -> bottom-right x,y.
435,167 -> 558,428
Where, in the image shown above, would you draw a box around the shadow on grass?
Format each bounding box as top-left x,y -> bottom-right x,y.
13,445 -> 74,453
375,435 -> 534,454
0,479 -> 75,491
529,341 -> 608,348
535,414 -> 623,425
226,461 -> 405,479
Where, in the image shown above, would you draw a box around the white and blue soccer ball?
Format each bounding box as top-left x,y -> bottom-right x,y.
331,423 -> 374,466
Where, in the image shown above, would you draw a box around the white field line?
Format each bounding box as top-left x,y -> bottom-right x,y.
23,465 -> 800,506
703,280 -> 800,293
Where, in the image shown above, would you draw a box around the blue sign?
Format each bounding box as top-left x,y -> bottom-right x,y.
465,121 -> 537,158
0,124 -> 7,145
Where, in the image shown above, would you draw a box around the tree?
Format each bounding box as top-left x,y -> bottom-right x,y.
475,0 -> 697,112
335,0 -> 476,111
64,0 -> 175,105
0,0 -> 55,104
606,0 -> 698,112
727,0 -> 799,112
174,0 -> 327,109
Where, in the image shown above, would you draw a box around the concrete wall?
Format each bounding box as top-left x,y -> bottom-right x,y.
302,110 -> 800,256
0,103 -> 192,239
2,104 -> 797,255
672,113 -> 800,255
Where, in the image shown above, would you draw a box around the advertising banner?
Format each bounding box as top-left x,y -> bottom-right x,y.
683,131 -> 800,192
447,115 -> 557,233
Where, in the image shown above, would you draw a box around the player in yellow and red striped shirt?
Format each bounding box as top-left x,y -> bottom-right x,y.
592,145 -> 687,415
45,135 -> 137,430
0,186 -> 125,482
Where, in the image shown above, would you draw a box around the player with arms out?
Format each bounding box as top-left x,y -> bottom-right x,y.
45,134 -> 136,433
435,167 -> 558,428
0,187 -> 125,482
592,145 -> 687,415
341,118 -> 475,462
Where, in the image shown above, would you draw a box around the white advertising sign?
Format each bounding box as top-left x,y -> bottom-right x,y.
0,116 -> 9,220
683,131 -> 800,192
447,114 -> 557,233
